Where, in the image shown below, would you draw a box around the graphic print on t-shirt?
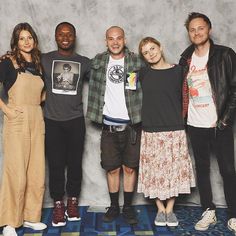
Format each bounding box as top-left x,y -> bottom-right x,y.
187,65 -> 212,107
51,60 -> 81,95
187,51 -> 217,127
108,65 -> 124,84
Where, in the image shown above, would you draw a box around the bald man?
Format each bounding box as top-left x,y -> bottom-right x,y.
87,26 -> 144,225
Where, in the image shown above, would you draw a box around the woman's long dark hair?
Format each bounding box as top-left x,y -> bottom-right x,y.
10,22 -> 41,73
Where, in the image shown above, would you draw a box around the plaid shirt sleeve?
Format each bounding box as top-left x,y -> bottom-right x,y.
124,51 -> 144,124
87,53 -> 108,123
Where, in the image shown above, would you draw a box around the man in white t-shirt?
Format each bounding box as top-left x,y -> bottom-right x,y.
180,12 -> 236,234
87,26 -> 143,224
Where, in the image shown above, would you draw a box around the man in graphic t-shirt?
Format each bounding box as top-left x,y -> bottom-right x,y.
179,12 -> 236,233
87,26 -> 143,224
41,22 -> 90,227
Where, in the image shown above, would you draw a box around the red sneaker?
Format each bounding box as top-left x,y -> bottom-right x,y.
52,201 -> 66,227
66,197 -> 81,221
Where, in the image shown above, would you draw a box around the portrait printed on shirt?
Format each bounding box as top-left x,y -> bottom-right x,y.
51,60 -> 81,95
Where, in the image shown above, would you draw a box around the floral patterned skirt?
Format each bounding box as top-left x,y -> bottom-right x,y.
137,130 -> 195,200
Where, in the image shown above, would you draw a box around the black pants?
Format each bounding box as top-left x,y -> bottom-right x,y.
188,125 -> 236,218
45,117 -> 85,201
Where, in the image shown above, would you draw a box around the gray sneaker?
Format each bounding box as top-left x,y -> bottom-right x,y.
166,212 -> 179,227
154,212 -> 166,226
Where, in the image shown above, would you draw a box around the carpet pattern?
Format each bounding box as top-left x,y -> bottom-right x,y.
0,205 -> 235,235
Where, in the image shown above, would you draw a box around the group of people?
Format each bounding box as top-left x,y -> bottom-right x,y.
0,11 -> 236,236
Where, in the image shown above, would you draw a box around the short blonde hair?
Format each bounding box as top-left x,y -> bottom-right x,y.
138,36 -> 165,61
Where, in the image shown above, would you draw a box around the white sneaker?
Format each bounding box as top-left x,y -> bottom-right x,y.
2,226 -> 17,236
195,208 -> 217,231
228,218 -> 236,234
23,221 -> 47,230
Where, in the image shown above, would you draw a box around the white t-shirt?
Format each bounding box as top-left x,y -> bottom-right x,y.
103,56 -> 130,120
187,51 -> 217,128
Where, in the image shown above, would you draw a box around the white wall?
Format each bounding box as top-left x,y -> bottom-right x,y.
0,0 -> 236,207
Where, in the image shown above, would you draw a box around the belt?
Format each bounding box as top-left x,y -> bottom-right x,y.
102,124 -> 129,132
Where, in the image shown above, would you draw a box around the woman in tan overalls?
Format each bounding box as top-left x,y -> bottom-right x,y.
0,23 -> 47,236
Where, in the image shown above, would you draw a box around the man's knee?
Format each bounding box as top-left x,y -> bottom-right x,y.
122,165 -> 136,175
107,167 -> 121,176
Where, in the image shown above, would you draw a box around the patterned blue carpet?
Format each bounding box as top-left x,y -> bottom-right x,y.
0,205 -> 235,235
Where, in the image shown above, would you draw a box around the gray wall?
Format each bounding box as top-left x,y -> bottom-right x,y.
0,0 -> 236,208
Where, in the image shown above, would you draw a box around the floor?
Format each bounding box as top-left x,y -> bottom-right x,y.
0,205 -> 235,235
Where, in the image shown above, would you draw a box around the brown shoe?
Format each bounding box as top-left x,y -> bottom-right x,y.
66,197 -> 81,221
52,201 -> 66,227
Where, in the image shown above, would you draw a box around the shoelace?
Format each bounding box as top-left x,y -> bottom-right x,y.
200,209 -> 214,221
55,201 -> 64,208
67,198 -> 78,217
54,202 -> 65,222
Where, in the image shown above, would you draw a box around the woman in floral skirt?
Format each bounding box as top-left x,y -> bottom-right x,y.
137,37 -> 195,227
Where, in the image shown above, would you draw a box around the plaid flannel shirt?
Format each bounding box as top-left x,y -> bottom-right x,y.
87,47 -> 144,124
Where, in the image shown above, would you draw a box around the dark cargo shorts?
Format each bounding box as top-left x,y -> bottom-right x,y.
100,125 -> 141,171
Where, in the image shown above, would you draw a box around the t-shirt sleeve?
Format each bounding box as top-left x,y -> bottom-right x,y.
84,58 -> 91,81
0,58 -> 17,92
0,58 -> 11,83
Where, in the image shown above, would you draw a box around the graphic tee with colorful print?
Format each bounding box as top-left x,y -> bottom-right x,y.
187,51 -> 217,128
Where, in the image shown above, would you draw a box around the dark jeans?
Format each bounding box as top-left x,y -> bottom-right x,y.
188,125 -> 236,218
45,117 -> 85,201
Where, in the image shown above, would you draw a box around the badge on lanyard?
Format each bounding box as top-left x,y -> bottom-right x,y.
125,72 -> 138,90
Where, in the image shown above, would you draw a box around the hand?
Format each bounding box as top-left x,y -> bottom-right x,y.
41,91 -> 46,102
217,120 -> 227,130
3,106 -> 22,120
